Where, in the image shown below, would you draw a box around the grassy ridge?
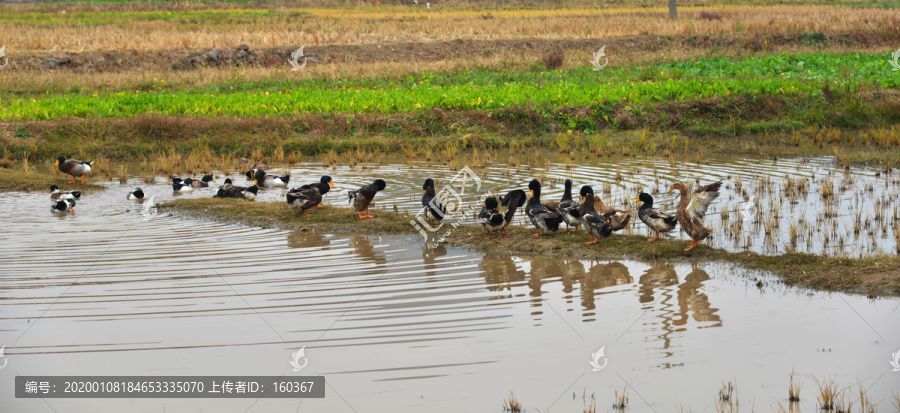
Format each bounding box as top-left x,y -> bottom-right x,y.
159,197 -> 900,295
4,52 -> 899,120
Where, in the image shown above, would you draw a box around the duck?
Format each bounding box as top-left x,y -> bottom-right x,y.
593,194 -> 632,231
578,185 -> 613,244
668,181 -> 722,251
498,189 -> 527,236
286,176 -> 333,214
244,163 -> 266,180
126,188 -> 146,200
252,170 -> 290,188
173,178 -> 194,192
348,179 -> 386,219
478,197 -> 506,239
214,179 -> 258,200
525,179 -> 562,237
421,178 -> 446,224
192,174 -> 216,187
558,179 -> 581,232
51,199 -> 76,213
48,185 -> 81,200
633,192 -> 678,242
56,156 -> 93,183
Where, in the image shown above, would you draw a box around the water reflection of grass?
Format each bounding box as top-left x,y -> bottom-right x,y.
159,197 -> 900,295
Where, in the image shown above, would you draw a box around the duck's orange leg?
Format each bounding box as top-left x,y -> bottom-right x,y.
364,208 -> 374,218
585,235 -> 597,245
648,231 -> 659,242
81,174 -> 86,183
69,176 -> 76,183
684,239 -> 698,251
531,232 -> 543,237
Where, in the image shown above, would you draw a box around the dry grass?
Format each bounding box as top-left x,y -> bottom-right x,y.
788,369 -> 801,402
502,391 -> 523,413
1,5 -> 896,55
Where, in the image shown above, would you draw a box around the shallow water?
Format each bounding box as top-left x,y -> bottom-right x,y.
1,157 -> 899,412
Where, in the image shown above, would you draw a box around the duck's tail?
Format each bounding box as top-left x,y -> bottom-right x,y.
664,215 -> 678,227
347,190 -> 358,205
71,191 -> 82,199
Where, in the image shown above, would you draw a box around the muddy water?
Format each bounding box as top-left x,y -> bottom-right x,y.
1,157 -> 899,412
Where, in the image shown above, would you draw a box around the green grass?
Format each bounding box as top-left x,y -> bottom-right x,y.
4,52 -> 898,121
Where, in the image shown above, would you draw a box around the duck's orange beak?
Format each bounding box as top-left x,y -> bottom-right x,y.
581,196 -> 586,201
530,190 -> 534,197
632,198 -> 641,204
329,181 -> 334,188
666,186 -> 675,193
55,160 -> 60,165
69,206 -> 75,213
48,190 -> 52,193
212,179 -> 217,183
254,179 -> 259,186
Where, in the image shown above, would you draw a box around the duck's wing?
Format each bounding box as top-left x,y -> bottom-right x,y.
528,203 -> 559,219
558,199 -> 581,214
686,181 -> 722,220
357,183 -> 379,201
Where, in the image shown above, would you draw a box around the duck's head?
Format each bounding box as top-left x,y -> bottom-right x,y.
423,178 -> 435,191
132,188 -> 145,199
528,179 -> 541,196
56,156 -> 66,165
580,185 -> 594,201
373,179 -> 387,191
201,174 -> 216,183
484,197 -> 499,210
224,178 -> 233,185
321,175 -> 334,188
667,182 -> 687,193
49,184 -> 60,193
634,192 -> 653,205
564,178 -> 573,190
253,170 -> 267,185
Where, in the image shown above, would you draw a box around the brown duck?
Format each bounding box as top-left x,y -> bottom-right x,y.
593,195 -> 632,231
667,181 -> 722,251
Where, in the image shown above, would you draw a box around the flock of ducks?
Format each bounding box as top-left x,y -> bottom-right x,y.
473,178 -> 721,251
50,156 -> 723,251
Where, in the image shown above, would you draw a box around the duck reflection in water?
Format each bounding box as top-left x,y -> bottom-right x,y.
638,264 -> 722,364
580,261 -> 633,312
286,231 -> 331,249
349,235 -> 387,266
479,253 -> 526,293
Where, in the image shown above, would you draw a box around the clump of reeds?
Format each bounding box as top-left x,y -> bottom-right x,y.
788,369 -> 801,402
813,376 -> 839,411
612,384 -> 628,410
502,392 -> 522,413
